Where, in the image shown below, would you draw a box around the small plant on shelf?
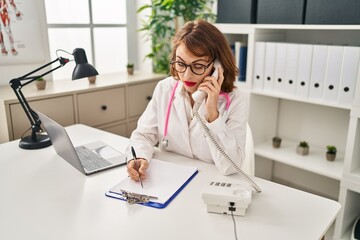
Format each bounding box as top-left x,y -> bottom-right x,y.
326,145 -> 337,161
35,77 -> 46,90
272,136 -> 282,148
296,141 -> 309,156
127,63 -> 134,75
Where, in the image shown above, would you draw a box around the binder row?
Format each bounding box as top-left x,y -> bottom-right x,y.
253,42 -> 360,107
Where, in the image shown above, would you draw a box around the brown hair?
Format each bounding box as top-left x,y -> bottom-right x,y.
170,19 -> 238,92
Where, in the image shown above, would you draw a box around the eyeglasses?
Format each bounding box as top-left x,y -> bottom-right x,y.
170,60 -> 214,75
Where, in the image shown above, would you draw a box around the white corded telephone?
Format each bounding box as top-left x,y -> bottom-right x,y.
194,59 -> 261,215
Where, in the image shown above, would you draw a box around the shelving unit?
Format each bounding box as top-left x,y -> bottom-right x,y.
216,23 -> 360,240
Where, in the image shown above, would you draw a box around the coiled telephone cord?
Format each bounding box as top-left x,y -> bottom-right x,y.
194,111 -> 262,193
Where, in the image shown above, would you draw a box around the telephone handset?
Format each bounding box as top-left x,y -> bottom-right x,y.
192,59 -> 221,104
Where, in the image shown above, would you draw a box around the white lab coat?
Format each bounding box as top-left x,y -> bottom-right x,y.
126,76 -> 247,175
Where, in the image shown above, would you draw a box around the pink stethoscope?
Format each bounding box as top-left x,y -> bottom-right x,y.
161,80 -> 231,148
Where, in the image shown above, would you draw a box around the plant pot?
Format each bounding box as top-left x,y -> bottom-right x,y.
326,153 -> 336,161
272,137 -> 282,148
296,146 -> 309,156
88,76 -> 96,84
35,80 -> 46,90
127,67 -> 134,75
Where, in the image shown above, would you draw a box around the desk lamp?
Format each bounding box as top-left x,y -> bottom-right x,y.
9,48 -> 98,150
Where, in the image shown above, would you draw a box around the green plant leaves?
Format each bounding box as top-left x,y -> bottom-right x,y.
137,0 -> 216,74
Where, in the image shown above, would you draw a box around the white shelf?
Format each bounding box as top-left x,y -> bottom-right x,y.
255,139 -> 344,180
342,173 -> 360,192
351,108 -> 360,118
251,89 -> 352,110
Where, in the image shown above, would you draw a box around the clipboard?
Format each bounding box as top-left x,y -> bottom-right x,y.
105,159 -> 198,208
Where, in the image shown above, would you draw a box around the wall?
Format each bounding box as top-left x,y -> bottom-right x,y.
136,0 -> 153,74
0,0 -> 154,87
0,0 -> 50,86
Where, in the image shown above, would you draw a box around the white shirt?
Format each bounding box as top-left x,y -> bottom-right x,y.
126,76 -> 248,175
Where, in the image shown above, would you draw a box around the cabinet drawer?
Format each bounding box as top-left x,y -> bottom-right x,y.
9,95 -> 75,140
128,81 -> 158,118
99,122 -> 127,137
77,87 -> 126,126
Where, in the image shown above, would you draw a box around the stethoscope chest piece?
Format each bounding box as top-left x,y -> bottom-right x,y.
161,138 -> 168,149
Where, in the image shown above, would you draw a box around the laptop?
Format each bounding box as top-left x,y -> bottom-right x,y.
37,111 -> 127,175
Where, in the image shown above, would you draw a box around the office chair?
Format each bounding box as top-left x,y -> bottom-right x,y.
242,122 -> 255,176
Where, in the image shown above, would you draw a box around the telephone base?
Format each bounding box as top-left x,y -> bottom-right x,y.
201,181 -> 252,216
206,204 -> 247,216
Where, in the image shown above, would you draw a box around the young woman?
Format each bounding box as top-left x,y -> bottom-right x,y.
127,19 -> 247,181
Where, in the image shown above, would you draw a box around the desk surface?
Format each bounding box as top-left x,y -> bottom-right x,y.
0,124 -> 340,240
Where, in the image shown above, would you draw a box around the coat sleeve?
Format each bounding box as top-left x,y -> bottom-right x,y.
201,89 -> 248,175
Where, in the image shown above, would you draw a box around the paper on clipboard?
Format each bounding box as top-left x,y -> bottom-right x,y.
106,159 -> 198,208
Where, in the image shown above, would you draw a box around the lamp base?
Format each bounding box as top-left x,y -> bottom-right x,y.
19,134 -> 52,150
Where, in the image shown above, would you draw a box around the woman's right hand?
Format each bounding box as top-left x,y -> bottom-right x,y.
127,158 -> 149,181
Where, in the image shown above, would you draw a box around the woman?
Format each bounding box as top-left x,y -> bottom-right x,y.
127,19 -> 247,181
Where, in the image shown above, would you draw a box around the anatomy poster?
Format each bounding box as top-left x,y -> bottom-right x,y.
0,0 -> 46,65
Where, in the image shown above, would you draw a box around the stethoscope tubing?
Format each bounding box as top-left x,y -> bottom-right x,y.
164,81 -> 179,138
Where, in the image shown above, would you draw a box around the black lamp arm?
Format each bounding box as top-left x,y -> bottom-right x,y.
9,57 -> 70,141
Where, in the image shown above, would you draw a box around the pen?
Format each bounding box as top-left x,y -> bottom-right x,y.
131,146 -> 143,188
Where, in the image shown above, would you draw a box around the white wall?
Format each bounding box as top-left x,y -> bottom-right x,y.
0,0 -> 50,86
0,0 -> 153,87
136,0 -> 152,74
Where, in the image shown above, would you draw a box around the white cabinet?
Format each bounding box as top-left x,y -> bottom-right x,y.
0,72 -> 165,142
216,24 -> 360,240
8,95 -> 75,140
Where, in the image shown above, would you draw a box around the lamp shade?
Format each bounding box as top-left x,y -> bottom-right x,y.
72,48 -> 98,80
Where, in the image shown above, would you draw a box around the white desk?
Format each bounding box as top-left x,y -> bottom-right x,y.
0,124 -> 340,240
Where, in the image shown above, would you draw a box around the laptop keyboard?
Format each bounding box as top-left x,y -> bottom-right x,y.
75,146 -> 112,171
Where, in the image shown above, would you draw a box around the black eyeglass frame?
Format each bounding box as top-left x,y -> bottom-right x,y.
170,59 -> 214,75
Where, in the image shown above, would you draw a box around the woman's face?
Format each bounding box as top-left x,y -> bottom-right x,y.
174,44 -> 214,94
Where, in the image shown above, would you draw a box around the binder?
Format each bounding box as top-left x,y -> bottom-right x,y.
239,45 -> 248,82
235,42 -> 241,70
253,42 -> 266,90
354,78 -> 360,108
338,46 -> 360,106
284,43 -> 299,95
323,46 -> 343,103
235,41 -> 248,82
309,45 -> 328,100
296,44 -> 313,98
105,159 -> 198,208
263,42 -> 277,92
273,42 -> 287,94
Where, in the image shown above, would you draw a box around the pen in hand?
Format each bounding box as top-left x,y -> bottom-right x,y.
131,146 -> 143,188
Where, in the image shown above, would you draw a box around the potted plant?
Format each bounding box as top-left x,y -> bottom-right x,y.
137,0 -> 216,73
272,136 -> 282,148
297,141 -> 309,156
35,77 -> 46,90
88,76 -> 96,84
326,145 -> 337,161
127,63 -> 134,75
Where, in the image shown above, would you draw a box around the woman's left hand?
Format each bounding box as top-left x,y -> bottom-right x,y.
197,65 -> 224,122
